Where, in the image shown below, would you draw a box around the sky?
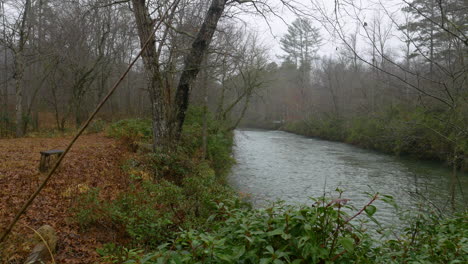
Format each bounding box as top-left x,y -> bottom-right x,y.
234,0 -> 406,62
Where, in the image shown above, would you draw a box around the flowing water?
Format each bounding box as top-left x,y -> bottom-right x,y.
229,129 -> 468,226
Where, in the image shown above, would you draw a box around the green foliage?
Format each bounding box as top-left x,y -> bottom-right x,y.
73,171 -> 238,248
74,109 -> 239,249
285,105 -> 468,169
284,114 -> 345,142
100,196 -> 377,263
97,244 -> 146,263
99,196 -> 468,264
71,188 -> 106,230
108,180 -> 183,246
182,107 -> 234,176
207,131 -> 234,176
107,118 -> 152,147
376,211 -> 468,263
146,146 -> 195,184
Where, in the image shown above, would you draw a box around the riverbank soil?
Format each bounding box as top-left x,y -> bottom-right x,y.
0,134 -> 131,263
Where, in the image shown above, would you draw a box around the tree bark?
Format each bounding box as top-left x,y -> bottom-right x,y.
14,0 -> 31,137
14,52 -> 24,137
201,56 -> 209,159
173,0 -> 227,140
131,0 -> 170,148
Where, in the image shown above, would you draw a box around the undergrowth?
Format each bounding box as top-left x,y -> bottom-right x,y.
72,107 -> 239,250
97,193 -> 468,263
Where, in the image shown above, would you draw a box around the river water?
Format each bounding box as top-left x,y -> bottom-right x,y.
228,129 -> 468,226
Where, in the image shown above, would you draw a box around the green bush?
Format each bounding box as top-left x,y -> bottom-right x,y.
99,195 -> 468,264
108,180 -> 184,246
182,106 -> 234,176
71,188 -> 107,230
376,211 -> 468,263
146,146 -> 195,184
107,119 -> 152,148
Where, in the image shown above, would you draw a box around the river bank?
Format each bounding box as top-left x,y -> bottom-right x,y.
96,126 -> 467,263
279,108 -> 468,173
98,125 -> 468,263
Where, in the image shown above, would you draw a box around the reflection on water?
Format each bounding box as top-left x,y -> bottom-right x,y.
228,129 -> 468,225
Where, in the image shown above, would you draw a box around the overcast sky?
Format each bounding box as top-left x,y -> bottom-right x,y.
235,0 -> 406,62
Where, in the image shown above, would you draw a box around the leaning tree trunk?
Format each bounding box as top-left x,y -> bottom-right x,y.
173,0 -> 227,140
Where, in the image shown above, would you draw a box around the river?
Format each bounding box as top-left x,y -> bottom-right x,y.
229,129 -> 468,226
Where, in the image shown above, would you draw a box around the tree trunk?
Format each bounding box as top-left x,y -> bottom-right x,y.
228,90 -> 252,131
1,1 -> 8,136
131,0 -> 170,148
201,58 -> 209,159
14,58 -> 24,137
173,0 -> 227,140
14,0 -> 31,137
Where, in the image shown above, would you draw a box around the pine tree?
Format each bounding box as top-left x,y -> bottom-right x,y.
401,0 -> 467,74
280,18 -> 322,69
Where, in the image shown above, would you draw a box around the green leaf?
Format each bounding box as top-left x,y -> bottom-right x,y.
233,246 -> 246,259
365,205 -> 377,217
339,237 -> 355,253
217,254 -> 232,262
266,245 -> 275,254
267,228 -> 284,236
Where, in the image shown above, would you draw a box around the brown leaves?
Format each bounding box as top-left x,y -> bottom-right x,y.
0,134 -> 131,263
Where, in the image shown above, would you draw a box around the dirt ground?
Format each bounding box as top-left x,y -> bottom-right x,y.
0,134 -> 131,263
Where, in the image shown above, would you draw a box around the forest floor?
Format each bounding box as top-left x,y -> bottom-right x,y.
0,133 -> 132,263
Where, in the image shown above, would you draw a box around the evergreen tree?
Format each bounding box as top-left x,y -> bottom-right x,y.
280,18 -> 322,69
401,0 -> 467,73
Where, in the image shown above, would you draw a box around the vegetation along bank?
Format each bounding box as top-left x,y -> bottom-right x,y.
88,110 -> 466,263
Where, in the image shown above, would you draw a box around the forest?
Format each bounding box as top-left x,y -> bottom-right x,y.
0,0 -> 467,263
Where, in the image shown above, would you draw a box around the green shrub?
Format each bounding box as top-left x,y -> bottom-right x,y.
71,188 -> 107,230
107,119 -> 152,148
73,162 -> 238,249
182,106 -> 234,176
99,195 -> 468,264
146,146 -> 195,184
98,193 -> 379,263
207,131 -> 235,176
376,211 -> 468,263
109,180 -> 184,246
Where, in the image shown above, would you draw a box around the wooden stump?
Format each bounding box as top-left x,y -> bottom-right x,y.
24,225 -> 57,264
39,150 -> 64,173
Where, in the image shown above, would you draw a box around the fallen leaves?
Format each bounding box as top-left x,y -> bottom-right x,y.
0,133 -> 132,263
